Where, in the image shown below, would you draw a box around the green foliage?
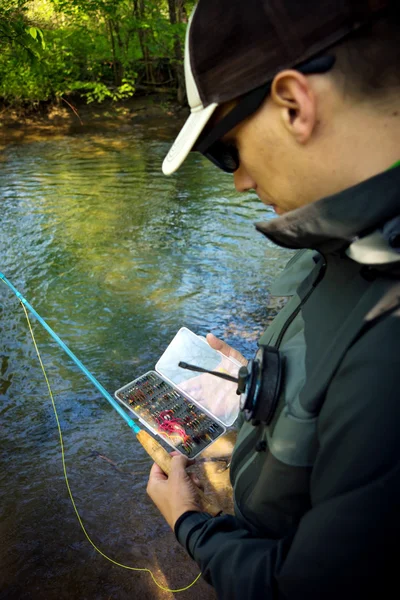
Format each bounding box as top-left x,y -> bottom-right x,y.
0,0 -> 45,60
0,0 -> 193,106
70,78 -> 136,103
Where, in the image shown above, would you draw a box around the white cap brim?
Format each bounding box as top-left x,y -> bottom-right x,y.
162,102 -> 218,175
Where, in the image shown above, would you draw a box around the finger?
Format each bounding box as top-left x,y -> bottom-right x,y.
149,461 -> 168,481
170,451 -> 195,464
206,332 -> 226,351
206,333 -> 248,366
170,452 -> 196,467
170,453 -> 191,471
168,455 -> 199,485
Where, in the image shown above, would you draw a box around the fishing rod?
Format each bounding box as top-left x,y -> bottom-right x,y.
0,271 -> 220,516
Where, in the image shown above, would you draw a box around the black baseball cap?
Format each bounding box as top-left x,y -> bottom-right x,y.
162,0 -> 389,175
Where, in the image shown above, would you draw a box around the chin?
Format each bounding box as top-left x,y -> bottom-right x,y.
272,205 -> 285,215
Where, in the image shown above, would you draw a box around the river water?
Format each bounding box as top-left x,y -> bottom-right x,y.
0,118 -> 292,599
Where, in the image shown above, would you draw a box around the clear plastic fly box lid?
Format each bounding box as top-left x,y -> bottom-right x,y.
155,327 -> 241,427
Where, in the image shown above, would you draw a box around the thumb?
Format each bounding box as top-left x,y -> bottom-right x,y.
169,454 -> 191,481
206,332 -> 226,352
206,333 -> 248,366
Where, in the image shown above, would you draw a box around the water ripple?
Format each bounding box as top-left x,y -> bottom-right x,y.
0,124 -> 292,597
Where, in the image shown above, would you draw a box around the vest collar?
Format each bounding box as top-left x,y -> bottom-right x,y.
255,167 -> 400,264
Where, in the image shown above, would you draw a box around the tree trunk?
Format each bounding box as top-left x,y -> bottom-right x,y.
107,19 -> 119,87
167,0 -> 187,105
133,0 -> 154,84
113,20 -> 125,85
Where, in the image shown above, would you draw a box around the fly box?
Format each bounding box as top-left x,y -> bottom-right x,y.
114,327 -> 241,458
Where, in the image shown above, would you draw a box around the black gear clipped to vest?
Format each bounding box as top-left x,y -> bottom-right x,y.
237,343 -> 284,427
178,342 -> 284,427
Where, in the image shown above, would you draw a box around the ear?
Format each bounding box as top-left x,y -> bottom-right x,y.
270,70 -> 317,144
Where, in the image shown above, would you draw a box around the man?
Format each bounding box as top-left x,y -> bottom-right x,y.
147,1 -> 400,598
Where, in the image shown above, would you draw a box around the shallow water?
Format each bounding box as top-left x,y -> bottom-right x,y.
0,119 -> 292,599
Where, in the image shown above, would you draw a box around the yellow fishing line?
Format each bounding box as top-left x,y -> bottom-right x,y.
3,285 -> 201,593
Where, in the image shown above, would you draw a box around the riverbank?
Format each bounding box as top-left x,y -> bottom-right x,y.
0,95 -> 188,150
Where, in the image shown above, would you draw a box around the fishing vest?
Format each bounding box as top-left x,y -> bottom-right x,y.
230,216 -> 400,536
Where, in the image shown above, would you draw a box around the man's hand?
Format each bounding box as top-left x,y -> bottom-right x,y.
147,334 -> 245,529
206,333 -> 248,366
147,453 -> 203,529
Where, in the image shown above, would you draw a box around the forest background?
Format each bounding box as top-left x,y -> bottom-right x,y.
0,0 -> 196,112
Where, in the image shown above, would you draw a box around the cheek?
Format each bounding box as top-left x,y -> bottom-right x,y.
241,140 -> 280,190
237,119 -> 301,206
240,122 -> 282,178
238,115 -> 321,212
241,141 -> 305,211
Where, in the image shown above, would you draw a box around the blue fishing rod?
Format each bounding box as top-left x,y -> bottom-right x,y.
0,271 -> 140,433
0,271 -> 219,515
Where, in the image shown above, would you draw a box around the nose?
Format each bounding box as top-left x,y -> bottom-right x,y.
233,164 -> 256,192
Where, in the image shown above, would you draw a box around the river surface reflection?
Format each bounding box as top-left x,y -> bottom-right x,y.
0,119 -> 292,599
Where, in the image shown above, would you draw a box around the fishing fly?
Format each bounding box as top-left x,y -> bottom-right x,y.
115,371 -> 225,459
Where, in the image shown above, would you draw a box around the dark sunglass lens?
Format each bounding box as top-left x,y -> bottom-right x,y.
220,145 -> 239,172
205,141 -> 239,173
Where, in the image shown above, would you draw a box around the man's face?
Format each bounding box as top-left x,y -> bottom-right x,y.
209,69 -> 344,215
220,98 -> 317,215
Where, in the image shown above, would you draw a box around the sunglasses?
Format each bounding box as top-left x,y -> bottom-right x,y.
193,55 -> 336,173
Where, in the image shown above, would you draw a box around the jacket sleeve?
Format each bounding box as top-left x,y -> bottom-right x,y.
174,314 -> 400,600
